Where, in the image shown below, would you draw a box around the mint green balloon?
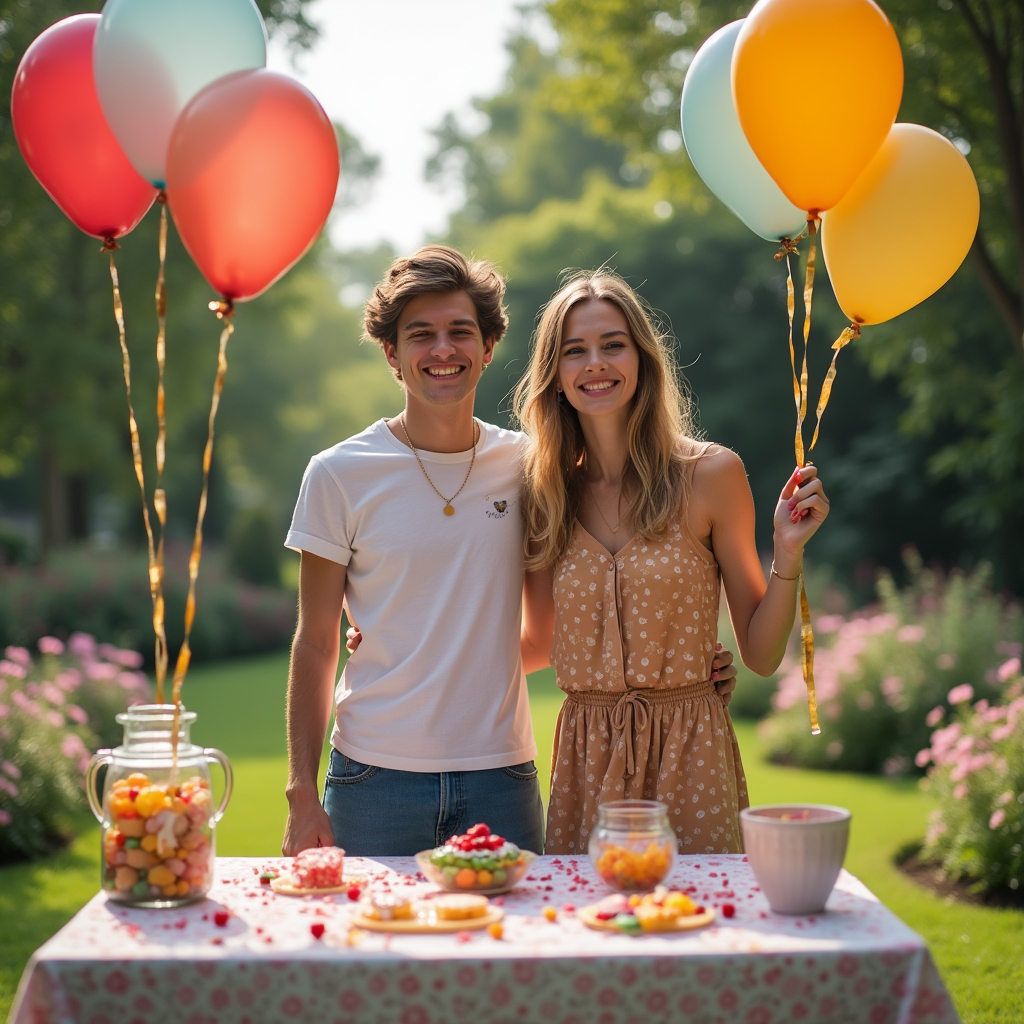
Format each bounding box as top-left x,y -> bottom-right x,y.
681,21 -> 806,243
95,0 -> 267,188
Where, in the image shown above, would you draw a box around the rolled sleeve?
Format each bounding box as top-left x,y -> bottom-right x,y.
285,456 -> 353,565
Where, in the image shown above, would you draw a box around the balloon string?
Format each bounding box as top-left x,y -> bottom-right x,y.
799,576 -> 820,735
104,238 -> 165,706
808,322 -> 861,455
170,298 -> 234,763
778,244 -> 803,467
799,213 -> 820,736
798,215 -> 818,468
152,194 -> 169,704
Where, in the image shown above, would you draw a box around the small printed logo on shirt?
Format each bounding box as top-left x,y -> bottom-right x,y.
486,497 -> 513,519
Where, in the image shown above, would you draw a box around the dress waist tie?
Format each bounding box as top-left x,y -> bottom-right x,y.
563,680 -> 718,777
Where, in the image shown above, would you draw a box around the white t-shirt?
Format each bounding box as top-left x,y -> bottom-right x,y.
285,418 -> 536,772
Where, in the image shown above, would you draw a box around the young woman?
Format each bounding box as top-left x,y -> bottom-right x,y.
517,271 -> 829,855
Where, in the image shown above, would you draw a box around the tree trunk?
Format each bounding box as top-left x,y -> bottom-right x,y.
40,443 -> 69,552
68,474 -> 89,541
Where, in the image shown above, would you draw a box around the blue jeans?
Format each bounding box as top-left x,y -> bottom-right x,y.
322,748 -> 546,856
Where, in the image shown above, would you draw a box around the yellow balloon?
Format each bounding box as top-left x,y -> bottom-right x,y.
733,0 -> 904,214
821,123 -> 980,326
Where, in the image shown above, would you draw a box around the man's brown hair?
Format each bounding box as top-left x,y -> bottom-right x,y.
363,245 -> 509,349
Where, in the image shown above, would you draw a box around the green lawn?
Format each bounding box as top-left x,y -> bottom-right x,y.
2,652 -> 1021,1022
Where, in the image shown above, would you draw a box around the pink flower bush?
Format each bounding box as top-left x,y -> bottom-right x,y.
761,560 -> 1022,776
0,633 -> 149,860
921,660 -> 1024,893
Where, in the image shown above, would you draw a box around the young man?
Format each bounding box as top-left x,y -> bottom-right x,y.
282,246 -> 545,857
282,245 -> 737,857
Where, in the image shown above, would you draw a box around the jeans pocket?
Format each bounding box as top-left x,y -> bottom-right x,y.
500,760 -> 538,782
325,750 -> 379,786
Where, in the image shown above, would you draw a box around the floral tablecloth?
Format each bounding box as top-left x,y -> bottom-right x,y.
11,854 -> 958,1024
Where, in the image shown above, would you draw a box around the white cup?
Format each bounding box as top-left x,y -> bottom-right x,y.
740,804 -> 851,915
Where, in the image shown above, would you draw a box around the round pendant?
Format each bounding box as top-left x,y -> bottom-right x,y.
443,504 -> 455,516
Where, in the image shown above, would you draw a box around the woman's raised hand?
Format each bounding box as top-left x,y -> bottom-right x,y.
773,464 -> 829,566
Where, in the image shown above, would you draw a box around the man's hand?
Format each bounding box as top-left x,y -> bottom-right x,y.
712,643 -> 738,706
282,789 -> 335,856
345,626 -> 361,654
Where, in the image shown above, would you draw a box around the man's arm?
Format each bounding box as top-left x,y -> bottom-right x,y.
282,551 -> 347,855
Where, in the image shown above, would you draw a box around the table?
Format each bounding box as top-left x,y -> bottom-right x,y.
11,854 -> 958,1024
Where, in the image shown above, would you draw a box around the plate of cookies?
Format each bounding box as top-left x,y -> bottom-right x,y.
350,892 -> 503,934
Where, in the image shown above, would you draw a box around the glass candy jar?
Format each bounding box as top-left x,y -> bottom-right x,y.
86,705 -> 232,907
589,800 -> 678,892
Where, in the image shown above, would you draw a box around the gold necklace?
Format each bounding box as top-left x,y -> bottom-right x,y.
587,481 -> 625,534
400,416 -> 479,516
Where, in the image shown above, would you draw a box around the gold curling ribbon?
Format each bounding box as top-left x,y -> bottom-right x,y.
104,238 -> 165,707
152,194 -> 169,704
807,322 -> 861,456
785,214 -> 821,736
170,298 -> 234,762
799,576 -> 820,734
775,235 -> 804,467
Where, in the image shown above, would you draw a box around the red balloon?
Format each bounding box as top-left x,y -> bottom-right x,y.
11,15 -> 157,240
165,69 -> 340,302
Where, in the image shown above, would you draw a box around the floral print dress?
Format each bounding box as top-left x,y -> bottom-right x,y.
544,482 -> 749,855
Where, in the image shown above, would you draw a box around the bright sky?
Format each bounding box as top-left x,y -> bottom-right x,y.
268,0 -> 538,254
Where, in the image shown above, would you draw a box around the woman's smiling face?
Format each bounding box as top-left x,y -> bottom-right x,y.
557,298 -> 639,420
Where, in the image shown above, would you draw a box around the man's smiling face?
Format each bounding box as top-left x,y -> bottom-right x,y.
384,291 -> 495,406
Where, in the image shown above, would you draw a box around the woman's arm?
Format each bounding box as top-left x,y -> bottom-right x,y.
693,447 -> 829,676
521,558 -> 555,675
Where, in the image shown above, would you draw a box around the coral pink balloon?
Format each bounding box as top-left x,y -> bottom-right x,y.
11,14 -> 157,239
165,69 -> 339,301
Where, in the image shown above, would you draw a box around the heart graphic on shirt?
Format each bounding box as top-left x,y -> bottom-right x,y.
493,501 -> 507,513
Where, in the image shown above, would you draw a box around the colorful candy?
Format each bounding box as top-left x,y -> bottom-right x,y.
593,837 -> 673,891
102,772 -> 213,902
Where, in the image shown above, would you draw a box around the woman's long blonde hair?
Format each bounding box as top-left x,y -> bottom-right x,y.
514,270 -> 699,570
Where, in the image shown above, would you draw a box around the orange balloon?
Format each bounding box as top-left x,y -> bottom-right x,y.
732,0 -> 904,214
166,69 -> 339,301
821,123 -> 979,326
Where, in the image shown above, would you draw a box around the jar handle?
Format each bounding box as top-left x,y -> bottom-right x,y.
204,748 -> 233,824
85,750 -> 113,823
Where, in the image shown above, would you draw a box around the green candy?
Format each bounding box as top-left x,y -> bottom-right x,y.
124,837 -> 140,849
614,913 -> 642,935
482,858 -> 498,871
131,881 -> 149,898
442,866 -> 459,883
491,869 -> 507,886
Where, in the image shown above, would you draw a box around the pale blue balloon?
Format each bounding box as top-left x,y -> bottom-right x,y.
94,0 -> 267,187
681,21 -> 806,243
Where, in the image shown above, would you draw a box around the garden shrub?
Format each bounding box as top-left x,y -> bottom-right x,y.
918,658 -> 1024,894
0,545 -> 295,668
760,558 -> 1023,774
0,634 -> 149,860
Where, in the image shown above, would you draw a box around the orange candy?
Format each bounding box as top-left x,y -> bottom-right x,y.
454,868 -> 477,889
595,841 -> 673,891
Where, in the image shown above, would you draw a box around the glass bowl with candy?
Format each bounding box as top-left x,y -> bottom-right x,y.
417,823 -> 536,894
589,800 -> 677,892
